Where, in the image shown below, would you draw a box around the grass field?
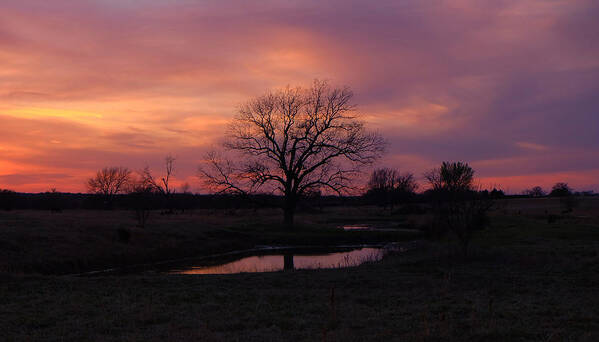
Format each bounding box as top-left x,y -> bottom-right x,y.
0,206 -> 420,274
1,197 -> 599,341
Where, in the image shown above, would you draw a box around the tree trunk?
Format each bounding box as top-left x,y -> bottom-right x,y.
284,254 -> 294,271
283,205 -> 295,227
283,195 -> 296,228
459,234 -> 470,259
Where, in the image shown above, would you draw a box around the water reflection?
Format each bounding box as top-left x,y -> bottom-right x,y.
342,224 -> 372,230
169,247 -> 384,275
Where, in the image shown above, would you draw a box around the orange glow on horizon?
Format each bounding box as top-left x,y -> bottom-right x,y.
0,1 -> 597,193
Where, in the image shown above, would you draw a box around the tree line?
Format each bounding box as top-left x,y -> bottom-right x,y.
0,81 -> 594,229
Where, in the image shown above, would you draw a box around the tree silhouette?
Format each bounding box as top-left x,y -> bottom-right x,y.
200,80 -> 385,226
366,167 -> 418,209
425,161 -> 474,193
524,186 -> 545,197
87,166 -> 131,208
141,154 -> 176,213
127,174 -> 156,228
549,182 -> 572,197
425,161 -> 491,256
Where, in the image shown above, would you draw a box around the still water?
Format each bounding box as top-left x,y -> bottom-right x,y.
168,247 -> 385,275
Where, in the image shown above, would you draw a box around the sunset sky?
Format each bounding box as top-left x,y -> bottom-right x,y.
1,0 -> 598,194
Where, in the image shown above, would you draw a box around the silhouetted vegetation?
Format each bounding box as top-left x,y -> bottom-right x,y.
1,116 -> 596,342
547,182 -> 579,213
523,185 -> 546,197
425,161 -> 493,256
140,154 -> 177,214
549,182 -> 573,197
127,175 -> 158,228
365,167 -> 418,209
200,80 -> 385,227
2,197 -> 599,341
489,188 -> 505,198
87,166 -> 132,209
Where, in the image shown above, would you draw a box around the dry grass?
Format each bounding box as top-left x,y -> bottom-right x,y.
0,207 -> 418,274
1,198 -> 598,341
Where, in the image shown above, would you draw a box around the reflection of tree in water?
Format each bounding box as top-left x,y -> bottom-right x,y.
171,248 -> 386,274
284,254 -> 294,271
282,249 -> 383,271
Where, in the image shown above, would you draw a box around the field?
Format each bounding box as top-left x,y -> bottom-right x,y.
0,206 -> 420,275
1,197 -> 599,341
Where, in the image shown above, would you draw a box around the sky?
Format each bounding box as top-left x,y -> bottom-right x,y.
1,0 -> 598,194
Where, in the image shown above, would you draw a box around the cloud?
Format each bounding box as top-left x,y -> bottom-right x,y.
0,0 -> 597,192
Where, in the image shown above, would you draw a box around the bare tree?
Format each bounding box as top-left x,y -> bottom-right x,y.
141,155 -> 176,213
549,182 -> 578,213
200,80 -> 385,226
425,161 -> 474,193
397,173 -> 418,192
87,166 -> 131,208
425,161 -> 492,256
440,187 -> 493,257
523,186 -> 545,197
127,174 -> 156,228
368,168 -> 400,194
366,167 -> 418,209
549,182 -> 572,197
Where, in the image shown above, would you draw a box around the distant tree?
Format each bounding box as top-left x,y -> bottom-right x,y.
396,172 -> 419,195
200,80 -> 385,227
425,161 -> 474,193
548,182 -> 579,213
366,167 -> 418,209
127,175 -> 156,228
524,186 -> 545,197
367,168 -> 398,208
489,188 -> 505,198
87,166 -> 132,208
425,161 -> 492,257
368,168 -> 397,192
550,182 -> 572,197
141,154 -> 176,213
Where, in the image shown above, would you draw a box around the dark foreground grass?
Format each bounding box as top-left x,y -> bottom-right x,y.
0,199 -> 599,341
0,207 -> 419,274
2,199 -> 599,341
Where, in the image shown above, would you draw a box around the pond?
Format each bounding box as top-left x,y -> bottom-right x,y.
167,246 -> 390,275
75,243 -> 409,276
341,223 -> 420,233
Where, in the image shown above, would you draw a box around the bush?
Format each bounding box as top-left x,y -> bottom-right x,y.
550,182 -> 572,197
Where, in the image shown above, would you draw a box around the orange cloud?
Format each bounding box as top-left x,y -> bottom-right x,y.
0,1 -> 598,193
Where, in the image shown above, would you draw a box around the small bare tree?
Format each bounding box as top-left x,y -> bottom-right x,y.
425,162 -> 492,257
366,167 -> 418,209
127,175 -> 155,228
141,155 -> 176,213
523,186 -> 545,197
368,168 -> 400,194
87,166 -> 131,208
425,161 -> 474,193
200,80 -> 385,226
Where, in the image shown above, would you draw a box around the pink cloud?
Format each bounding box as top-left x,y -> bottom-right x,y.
0,0 -> 597,193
